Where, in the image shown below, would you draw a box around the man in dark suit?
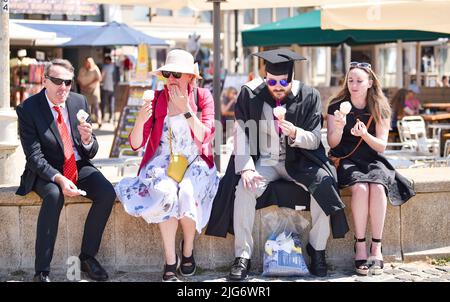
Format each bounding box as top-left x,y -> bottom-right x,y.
16,59 -> 116,282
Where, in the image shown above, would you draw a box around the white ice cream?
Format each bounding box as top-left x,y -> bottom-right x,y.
339,101 -> 352,115
76,109 -> 89,124
142,90 -> 155,101
273,106 -> 287,120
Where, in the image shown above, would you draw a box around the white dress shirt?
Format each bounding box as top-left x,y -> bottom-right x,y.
45,91 -> 93,181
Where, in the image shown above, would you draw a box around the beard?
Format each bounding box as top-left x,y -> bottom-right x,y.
268,88 -> 289,100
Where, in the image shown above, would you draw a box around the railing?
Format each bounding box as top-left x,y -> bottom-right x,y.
91,155 -> 141,177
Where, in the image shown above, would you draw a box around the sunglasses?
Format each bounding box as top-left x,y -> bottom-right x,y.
161,71 -> 182,79
266,78 -> 289,87
350,62 -> 372,69
46,75 -> 72,86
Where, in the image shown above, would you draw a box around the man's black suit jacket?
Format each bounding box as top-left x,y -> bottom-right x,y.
16,89 -> 99,196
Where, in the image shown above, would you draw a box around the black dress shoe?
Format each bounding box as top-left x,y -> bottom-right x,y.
33,272 -> 51,282
229,257 -> 251,281
80,257 -> 109,281
306,243 -> 328,277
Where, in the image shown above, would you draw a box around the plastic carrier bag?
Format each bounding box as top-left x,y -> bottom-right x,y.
262,207 -> 310,277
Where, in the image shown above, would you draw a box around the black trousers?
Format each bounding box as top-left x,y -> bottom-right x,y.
33,160 -> 116,273
101,89 -> 114,120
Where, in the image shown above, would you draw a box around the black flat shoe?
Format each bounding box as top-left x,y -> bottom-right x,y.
80,257 -> 109,281
229,257 -> 251,281
179,240 -> 196,277
162,256 -> 180,282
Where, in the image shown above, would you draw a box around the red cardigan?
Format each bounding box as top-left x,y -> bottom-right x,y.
130,85 -> 216,174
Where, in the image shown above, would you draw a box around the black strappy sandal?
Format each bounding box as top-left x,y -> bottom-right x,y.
354,236 -> 369,276
162,256 -> 180,282
369,238 -> 384,275
179,240 -> 196,277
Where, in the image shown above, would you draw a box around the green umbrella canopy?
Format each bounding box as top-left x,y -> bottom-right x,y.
242,10 -> 450,47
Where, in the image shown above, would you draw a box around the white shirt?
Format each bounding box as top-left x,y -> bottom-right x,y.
45,91 -> 93,181
101,63 -> 115,92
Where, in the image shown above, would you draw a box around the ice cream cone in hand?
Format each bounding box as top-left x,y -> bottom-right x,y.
76,109 -> 89,124
273,106 -> 286,120
142,90 -> 155,103
339,101 -> 351,115
334,101 -> 351,119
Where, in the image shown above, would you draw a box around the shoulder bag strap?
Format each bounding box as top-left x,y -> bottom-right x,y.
168,127 -> 174,157
339,115 -> 374,161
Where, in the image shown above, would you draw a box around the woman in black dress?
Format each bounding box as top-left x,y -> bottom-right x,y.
326,62 -> 415,276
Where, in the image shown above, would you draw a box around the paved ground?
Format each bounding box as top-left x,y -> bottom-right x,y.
91,121 -> 117,159
2,261 -> 449,282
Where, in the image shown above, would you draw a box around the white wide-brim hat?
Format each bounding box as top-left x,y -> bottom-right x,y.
155,49 -> 202,79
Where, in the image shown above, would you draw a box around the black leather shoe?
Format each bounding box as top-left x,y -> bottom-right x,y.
229,257 -> 251,281
306,243 -> 328,277
80,257 -> 109,281
33,272 -> 51,282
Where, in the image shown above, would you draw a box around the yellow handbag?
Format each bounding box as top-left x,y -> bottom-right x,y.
167,127 -> 189,183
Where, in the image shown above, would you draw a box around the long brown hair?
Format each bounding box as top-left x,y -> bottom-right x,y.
328,66 -> 391,123
390,88 -> 408,119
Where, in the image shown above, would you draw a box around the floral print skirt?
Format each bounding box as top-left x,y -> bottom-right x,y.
115,115 -> 220,233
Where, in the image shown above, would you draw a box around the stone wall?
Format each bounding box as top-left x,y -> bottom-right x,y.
0,168 -> 449,273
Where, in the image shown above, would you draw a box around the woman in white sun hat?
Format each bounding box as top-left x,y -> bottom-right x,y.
115,49 -> 219,281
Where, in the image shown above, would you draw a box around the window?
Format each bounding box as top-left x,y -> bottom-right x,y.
178,7 -> 194,17
257,8 -> 272,25
243,9 -> 254,24
331,46 -> 345,86
49,14 -> 64,20
316,48 -> 326,75
66,15 -> 86,21
244,47 -> 255,74
421,46 -> 436,73
199,11 -> 212,23
156,9 -> 172,16
441,44 -> 450,75
133,6 -> 150,21
293,8 -> 301,16
10,13 -> 25,19
379,47 -> 397,87
275,8 -> 289,21
85,14 -> 102,22
293,7 -> 310,16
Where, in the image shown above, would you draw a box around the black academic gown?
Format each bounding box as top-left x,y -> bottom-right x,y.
205,80 -> 349,239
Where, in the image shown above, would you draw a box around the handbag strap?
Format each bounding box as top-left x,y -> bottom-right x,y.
168,127 -> 174,157
167,87 -> 199,159
337,115 -> 374,161
168,126 -> 198,166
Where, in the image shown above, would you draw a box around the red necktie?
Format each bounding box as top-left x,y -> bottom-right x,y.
53,106 -> 78,185
274,100 -> 282,136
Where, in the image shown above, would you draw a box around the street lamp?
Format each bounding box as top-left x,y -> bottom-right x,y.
207,0 -> 226,170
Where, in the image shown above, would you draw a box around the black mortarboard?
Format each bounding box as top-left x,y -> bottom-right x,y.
252,49 -> 306,82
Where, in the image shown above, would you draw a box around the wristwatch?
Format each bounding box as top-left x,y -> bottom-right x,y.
184,111 -> 193,119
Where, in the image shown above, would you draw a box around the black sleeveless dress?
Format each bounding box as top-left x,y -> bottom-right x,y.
327,100 -> 415,206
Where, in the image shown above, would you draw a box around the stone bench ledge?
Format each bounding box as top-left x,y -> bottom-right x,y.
1,168 -> 449,206
1,169 -> 448,271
